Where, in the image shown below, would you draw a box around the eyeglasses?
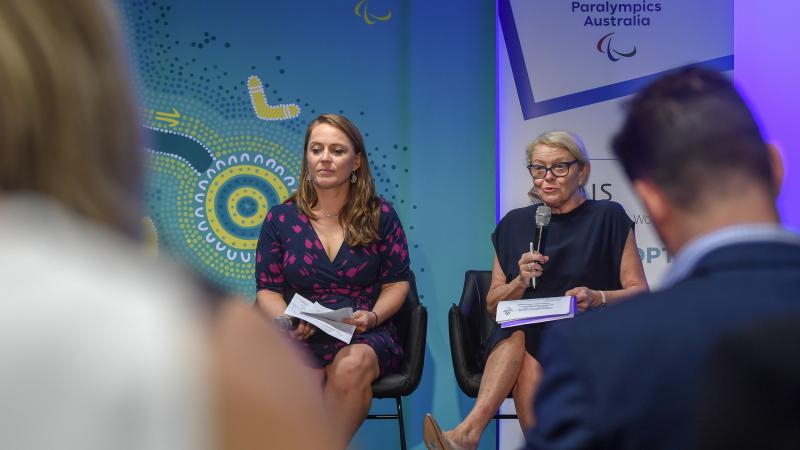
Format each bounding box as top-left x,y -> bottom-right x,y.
526,160 -> 579,179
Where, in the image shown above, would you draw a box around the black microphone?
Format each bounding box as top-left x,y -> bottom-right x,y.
274,315 -> 299,330
532,206 -> 551,290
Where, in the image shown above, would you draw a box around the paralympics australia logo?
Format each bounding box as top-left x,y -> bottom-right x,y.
596,32 -> 637,61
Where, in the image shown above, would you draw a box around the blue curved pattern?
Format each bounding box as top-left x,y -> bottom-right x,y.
144,127 -> 215,173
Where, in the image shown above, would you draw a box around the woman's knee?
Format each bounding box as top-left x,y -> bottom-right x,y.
327,346 -> 378,390
504,331 -> 528,361
486,332 -> 527,371
509,330 -> 527,348
492,331 -> 526,354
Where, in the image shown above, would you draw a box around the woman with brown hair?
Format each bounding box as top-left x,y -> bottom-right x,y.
255,113 -> 412,444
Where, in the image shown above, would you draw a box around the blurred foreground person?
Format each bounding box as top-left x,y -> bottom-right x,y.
524,67 -> 800,449
0,1 -> 332,449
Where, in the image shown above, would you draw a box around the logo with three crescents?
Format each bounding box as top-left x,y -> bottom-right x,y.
596,32 -> 637,61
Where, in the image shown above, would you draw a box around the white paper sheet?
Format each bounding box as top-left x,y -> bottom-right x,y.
284,293 -> 356,343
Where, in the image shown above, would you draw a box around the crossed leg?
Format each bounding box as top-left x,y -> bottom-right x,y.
443,330 -> 527,450
512,351 -> 543,432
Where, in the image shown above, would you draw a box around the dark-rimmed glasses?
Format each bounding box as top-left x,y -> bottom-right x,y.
526,160 -> 579,179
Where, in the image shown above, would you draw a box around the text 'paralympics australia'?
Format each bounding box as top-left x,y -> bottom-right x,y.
571,1 -> 662,26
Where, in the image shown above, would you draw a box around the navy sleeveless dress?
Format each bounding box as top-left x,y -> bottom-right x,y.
255,199 -> 410,376
484,200 -> 633,363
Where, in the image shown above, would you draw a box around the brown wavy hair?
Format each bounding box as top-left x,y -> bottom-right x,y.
290,114 -> 381,246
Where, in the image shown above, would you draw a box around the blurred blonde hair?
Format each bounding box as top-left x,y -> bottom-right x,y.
526,130 -> 591,203
291,114 -> 381,246
0,0 -> 143,239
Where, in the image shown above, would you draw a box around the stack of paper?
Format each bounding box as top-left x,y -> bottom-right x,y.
284,293 -> 356,343
495,296 -> 576,328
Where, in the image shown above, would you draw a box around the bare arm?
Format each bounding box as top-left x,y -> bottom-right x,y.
567,228 -> 649,310
486,256 -> 525,316
373,280 -> 409,325
606,228 -> 649,304
345,280 -> 409,332
486,249 -> 548,316
255,289 -> 286,321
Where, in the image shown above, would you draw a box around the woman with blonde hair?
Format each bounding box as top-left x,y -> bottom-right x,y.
0,1 -> 208,449
255,113 -> 412,445
0,1 -> 336,449
0,0 -> 142,236
424,130 -> 648,450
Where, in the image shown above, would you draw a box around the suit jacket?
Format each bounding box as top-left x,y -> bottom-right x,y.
693,313 -> 800,450
524,241 -> 800,450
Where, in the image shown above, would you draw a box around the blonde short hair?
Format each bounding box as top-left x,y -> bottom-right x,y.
0,0 -> 143,239
526,130 -> 590,167
526,130 -> 591,202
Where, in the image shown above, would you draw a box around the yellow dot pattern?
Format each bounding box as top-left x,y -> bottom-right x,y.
227,187 -> 268,228
142,104 -> 303,297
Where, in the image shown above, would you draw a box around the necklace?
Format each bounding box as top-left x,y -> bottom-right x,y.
318,210 -> 340,218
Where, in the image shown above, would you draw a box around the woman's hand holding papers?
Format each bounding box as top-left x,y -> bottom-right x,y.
343,310 -> 378,334
565,286 -> 601,312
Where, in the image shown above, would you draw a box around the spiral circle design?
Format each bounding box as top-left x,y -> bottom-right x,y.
200,163 -> 289,252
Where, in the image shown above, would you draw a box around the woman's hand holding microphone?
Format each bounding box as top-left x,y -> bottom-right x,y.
272,315 -> 317,341
290,320 -> 315,340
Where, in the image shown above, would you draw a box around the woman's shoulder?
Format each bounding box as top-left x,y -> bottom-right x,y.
587,199 -> 627,214
270,200 -> 295,211
377,197 -> 399,218
586,199 -> 632,223
498,204 -> 537,226
265,201 -> 298,222
375,197 -> 406,240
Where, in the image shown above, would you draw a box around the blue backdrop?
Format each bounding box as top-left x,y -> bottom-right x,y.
117,0 -> 496,448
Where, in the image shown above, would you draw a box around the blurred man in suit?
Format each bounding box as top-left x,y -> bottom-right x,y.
523,66 -> 800,449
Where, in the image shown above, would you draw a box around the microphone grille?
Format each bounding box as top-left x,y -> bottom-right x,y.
274,316 -> 295,330
535,206 -> 552,227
